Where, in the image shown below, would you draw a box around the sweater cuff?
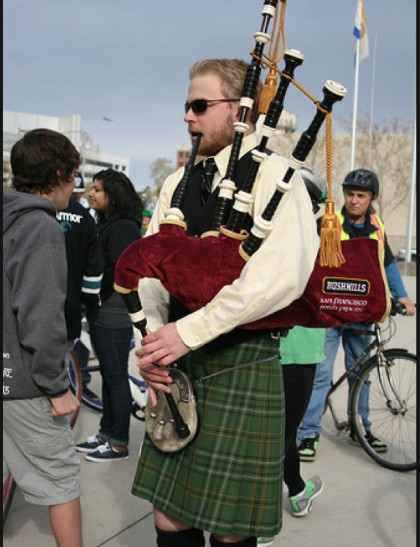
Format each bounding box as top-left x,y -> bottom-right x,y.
49,388 -> 69,398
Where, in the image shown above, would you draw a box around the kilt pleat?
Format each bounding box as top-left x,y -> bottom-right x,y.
131,335 -> 285,537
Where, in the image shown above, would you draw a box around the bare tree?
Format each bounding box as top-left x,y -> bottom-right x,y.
347,114 -> 412,219
149,157 -> 175,197
267,112 -> 413,222
138,186 -> 156,206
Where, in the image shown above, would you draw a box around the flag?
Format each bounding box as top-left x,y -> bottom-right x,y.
354,0 -> 369,63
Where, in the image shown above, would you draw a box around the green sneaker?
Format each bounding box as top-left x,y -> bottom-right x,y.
289,476 -> 324,517
297,433 -> 320,461
348,431 -> 387,453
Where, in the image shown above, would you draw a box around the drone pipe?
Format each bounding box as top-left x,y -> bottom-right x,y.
221,48 -> 304,234
208,0 -> 279,233
241,79 -> 347,258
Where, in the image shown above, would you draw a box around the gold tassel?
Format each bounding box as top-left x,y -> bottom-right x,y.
319,199 -> 345,267
258,68 -> 278,115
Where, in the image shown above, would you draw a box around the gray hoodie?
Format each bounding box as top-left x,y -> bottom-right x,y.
3,190 -> 70,399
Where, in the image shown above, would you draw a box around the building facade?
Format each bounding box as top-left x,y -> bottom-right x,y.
3,110 -> 129,186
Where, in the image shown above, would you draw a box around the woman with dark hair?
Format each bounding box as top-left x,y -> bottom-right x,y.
76,169 -> 143,462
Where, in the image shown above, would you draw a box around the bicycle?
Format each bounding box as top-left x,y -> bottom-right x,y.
66,317 -> 148,421
325,299 -> 416,472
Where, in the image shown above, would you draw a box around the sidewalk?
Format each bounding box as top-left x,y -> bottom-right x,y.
3,277 -> 416,547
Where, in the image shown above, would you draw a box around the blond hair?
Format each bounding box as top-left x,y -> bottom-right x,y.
189,58 -> 262,126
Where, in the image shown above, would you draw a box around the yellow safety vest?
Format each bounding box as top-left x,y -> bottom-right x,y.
336,211 -> 385,248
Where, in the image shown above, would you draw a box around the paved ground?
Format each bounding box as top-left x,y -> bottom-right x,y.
3,276 -> 416,547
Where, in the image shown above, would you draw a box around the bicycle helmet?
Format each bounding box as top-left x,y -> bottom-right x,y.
342,169 -> 379,198
73,171 -> 85,193
300,167 -> 327,214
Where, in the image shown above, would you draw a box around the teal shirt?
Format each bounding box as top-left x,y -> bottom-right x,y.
280,326 -> 326,365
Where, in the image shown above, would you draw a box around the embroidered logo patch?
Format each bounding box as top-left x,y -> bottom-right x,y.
322,277 -> 370,295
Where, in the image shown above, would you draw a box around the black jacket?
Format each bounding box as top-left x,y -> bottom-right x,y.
57,199 -> 103,340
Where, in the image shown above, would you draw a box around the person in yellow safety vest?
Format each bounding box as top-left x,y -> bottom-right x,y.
297,169 -> 416,463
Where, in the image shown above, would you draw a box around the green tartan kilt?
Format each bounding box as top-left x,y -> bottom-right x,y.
131,334 -> 285,537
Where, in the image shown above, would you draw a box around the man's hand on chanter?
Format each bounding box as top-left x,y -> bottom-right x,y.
138,323 -> 190,366
135,324 -> 190,406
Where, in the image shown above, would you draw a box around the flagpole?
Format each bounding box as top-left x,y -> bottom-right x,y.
368,33 -> 378,166
404,67 -> 416,274
350,38 -> 360,171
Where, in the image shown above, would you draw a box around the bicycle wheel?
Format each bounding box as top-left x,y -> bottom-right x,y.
78,364 -> 104,412
3,473 -> 16,525
350,350 -> 416,471
67,347 -> 104,412
66,350 -> 83,428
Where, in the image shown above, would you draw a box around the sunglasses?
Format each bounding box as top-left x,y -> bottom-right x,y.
184,98 -> 240,115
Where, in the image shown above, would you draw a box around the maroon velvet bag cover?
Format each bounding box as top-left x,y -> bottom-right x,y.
245,236 -> 391,329
114,223 -> 391,330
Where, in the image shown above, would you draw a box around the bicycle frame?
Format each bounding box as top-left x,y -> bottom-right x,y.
372,348 -> 410,416
322,305 -> 416,472
325,324 -> 379,432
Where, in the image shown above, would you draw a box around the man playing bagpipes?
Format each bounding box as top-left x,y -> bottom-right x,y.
128,57 -> 319,546
112,0 -> 395,540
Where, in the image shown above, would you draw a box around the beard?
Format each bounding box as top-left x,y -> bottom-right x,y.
198,114 -> 237,157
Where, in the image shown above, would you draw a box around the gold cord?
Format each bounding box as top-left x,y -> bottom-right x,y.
320,112 -> 345,267
254,0 -> 344,267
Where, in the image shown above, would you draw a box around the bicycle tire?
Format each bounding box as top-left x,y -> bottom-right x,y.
81,365 -> 103,412
66,350 -> 83,428
3,473 -> 16,525
350,350 -> 416,472
66,349 -> 103,412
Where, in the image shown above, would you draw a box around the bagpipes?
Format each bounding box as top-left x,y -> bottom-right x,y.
114,0 -> 391,451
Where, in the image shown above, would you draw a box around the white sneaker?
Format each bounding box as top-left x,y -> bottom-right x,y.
257,537 -> 276,547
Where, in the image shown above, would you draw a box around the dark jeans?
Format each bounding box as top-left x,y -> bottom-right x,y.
88,322 -> 133,447
283,363 -> 316,497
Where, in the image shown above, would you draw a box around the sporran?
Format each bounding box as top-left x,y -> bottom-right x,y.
145,367 -> 199,453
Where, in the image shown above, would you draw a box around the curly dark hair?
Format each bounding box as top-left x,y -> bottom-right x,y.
10,128 -> 81,194
93,169 -> 143,225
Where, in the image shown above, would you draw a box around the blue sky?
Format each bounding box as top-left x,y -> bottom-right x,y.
3,0 -> 416,190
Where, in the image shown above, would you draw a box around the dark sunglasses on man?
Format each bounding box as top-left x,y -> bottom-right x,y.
184,98 -> 240,115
